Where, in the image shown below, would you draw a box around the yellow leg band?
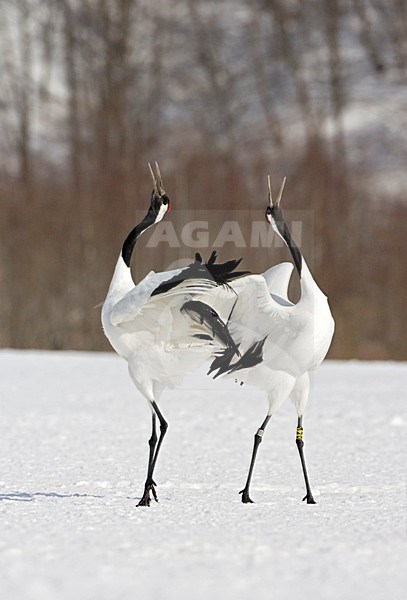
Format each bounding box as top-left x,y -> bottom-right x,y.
296,427 -> 303,440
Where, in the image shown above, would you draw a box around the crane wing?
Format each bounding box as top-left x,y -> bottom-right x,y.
109,268 -> 184,327
227,274 -> 296,355
112,276 -> 238,349
109,250 -> 245,328
262,262 -> 293,301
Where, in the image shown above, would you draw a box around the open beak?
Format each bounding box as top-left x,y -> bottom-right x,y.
268,175 -> 287,208
148,161 -> 166,197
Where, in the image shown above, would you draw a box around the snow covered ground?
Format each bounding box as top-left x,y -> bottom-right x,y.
0,350 -> 405,600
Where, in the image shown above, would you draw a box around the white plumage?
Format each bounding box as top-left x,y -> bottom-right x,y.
102,163 -> 334,506
101,163 -> 241,506
207,177 -> 335,503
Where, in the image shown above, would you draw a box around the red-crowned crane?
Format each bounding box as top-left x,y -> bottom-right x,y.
206,176 -> 335,504
102,163 -> 247,506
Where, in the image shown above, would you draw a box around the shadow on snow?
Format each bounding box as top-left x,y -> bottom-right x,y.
0,491 -> 104,502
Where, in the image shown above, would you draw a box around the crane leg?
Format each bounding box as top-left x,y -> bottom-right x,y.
239,414 -> 271,503
295,416 -> 316,504
137,402 -> 168,507
137,414 -> 157,506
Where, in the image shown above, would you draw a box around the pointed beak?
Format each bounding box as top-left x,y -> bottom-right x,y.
148,161 -> 166,197
267,175 -> 273,206
275,176 -> 286,208
267,175 -> 286,208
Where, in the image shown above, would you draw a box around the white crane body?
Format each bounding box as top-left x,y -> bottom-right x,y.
197,177 -> 335,504
101,163 -> 247,505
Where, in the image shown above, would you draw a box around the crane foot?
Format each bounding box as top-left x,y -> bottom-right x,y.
239,488 -> 254,504
137,480 -> 158,507
302,493 -> 316,504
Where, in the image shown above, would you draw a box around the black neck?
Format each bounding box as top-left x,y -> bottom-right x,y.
121,210 -> 156,268
281,223 -> 302,277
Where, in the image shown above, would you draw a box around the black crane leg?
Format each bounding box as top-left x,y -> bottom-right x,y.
239,414 -> 271,503
295,416 -> 316,504
137,402 -> 168,507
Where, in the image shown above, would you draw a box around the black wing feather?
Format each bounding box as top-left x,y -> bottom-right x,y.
209,337 -> 267,379
151,251 -> 250,297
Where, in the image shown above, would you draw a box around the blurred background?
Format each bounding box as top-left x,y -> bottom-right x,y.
0,0 -> 405,359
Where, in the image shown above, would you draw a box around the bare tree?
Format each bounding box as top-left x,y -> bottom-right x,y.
0,0 -> 405,357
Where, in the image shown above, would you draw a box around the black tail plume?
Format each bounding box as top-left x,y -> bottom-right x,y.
207,346 -> 240,377
181,300 -> 241,357
204,250 -> 250,284
209,337 -> 267,379
151,251 -> 249,296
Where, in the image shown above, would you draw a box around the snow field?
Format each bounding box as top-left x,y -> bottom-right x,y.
0,351 -> 406,600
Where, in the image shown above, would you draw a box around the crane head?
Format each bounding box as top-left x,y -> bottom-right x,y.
148,161 -> 171,222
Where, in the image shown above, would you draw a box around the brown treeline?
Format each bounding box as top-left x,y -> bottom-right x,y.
1,139 -> 405,359
0,1 -> 406,359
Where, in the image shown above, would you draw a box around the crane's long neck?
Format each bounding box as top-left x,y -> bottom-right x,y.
106,210 -> 156,301
280,223 -> 303,279
122,211 -> 156,268
277,220 -> 317,298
